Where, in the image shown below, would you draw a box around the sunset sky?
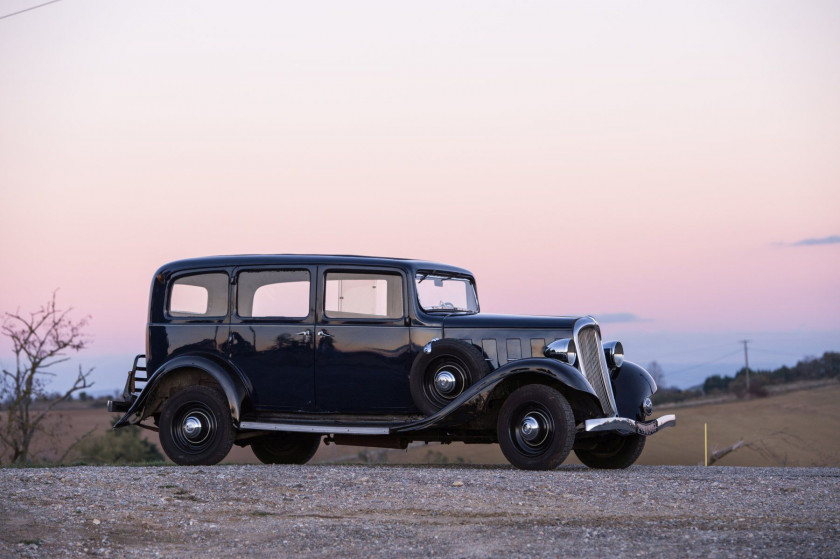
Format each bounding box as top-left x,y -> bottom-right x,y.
1,1 -> 838,392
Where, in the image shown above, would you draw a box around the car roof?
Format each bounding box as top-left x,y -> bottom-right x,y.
155,254 -> 474,277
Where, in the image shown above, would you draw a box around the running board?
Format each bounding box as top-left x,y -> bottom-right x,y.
239,421 -> 391,435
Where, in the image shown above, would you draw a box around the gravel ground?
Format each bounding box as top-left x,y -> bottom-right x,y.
2,465 -> 838,558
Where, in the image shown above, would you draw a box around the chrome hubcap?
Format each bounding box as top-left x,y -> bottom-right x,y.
434,370 -> 457,394
520,415 -> 540,441
178,410 -> 212,446
516,410 -> 550,449
183,416 -> 202,438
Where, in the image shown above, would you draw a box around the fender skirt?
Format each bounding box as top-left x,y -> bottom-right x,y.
393,357 -> 599,433
113,355 -> 249,428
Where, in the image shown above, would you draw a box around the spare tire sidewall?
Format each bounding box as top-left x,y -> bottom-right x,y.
409,339 -> 491,415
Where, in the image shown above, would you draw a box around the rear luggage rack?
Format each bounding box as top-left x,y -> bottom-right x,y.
107,354 -> 147,414
126,354 -> 149,396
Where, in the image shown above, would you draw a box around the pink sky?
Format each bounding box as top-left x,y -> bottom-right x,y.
1,1 -> 838,390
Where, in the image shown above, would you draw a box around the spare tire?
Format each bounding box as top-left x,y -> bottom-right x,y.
409,339 -> 492,415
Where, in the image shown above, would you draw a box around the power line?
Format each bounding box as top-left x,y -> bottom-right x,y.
750,347 -> 809,359
0,0 -> 64,22
661,349 -> 743,378
650,342 -> 740,359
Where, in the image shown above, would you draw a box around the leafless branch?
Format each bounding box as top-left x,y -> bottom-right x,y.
0,292 -> 93,464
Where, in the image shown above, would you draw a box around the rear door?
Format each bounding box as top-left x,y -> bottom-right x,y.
228,266 -> 316,411
314,266 -> 414,412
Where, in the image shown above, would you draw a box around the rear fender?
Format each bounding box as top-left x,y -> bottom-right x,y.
113,355 -> 249,428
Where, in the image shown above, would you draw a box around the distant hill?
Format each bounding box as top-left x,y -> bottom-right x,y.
653,351 -> 840,404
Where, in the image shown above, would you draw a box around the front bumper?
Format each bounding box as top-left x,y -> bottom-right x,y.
583,414 -> 676,436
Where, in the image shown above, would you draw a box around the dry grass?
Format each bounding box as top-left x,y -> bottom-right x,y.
9,383 -> 839,467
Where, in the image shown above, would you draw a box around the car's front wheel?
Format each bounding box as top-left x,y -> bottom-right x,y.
574,434 -> 645,469
159,385 -> 235,466
251,433 -> 321,465
497,384 -> 576,470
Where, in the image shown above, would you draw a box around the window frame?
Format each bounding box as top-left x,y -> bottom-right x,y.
164,270 -> 231,323
317,266 -> 408,325
232,266 -> 316,324
414,271 -> 480,315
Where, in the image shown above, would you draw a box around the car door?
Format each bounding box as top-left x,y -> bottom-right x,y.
227,266 -> 316,411
314,266 -> 414,413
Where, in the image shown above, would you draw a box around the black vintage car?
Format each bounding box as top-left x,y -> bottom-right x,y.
108,255 -> 675,470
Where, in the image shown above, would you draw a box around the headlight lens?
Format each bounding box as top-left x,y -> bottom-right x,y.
603,341 -> 624,369
544,338 -> 576,366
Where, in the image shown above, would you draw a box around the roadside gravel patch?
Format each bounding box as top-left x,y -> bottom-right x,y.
2,465 -> 838,558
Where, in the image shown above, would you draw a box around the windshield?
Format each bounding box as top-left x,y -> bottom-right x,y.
415,273 -> 479,313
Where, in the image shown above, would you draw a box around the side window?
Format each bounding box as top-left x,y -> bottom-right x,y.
169,273 -> 229,318
324,272 -> 403,319
237,270 -> 310,319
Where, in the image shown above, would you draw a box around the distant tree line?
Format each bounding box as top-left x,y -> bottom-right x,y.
652,351 -> 840,404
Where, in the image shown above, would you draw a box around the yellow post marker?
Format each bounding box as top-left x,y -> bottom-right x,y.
704,423 -> 708,467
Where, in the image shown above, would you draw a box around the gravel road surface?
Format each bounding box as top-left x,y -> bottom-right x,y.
2,465 -> 838,558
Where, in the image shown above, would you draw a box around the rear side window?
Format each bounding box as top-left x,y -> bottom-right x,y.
237,270 -> 311,318
324,272 -> 403,319
169,273 -> 229,318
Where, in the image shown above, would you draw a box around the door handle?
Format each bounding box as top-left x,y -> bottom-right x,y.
296,330 -> 311,339
317,330 -> 333,338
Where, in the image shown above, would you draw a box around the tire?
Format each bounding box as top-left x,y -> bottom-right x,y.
409,339 -> 491,415
159,385 -> 235,466
497,384 -> 576,471
574,434 -> 646,469
251,433 -> 321,465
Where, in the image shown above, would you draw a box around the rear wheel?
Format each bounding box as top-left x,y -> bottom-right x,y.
497,384 -> 576,470
251,433 -> 321,465
159,386 -> 234,466
574,434 -> 645,469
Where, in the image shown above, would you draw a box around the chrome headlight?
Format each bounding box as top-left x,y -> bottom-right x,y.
603,341 -> 624,369
544,338 -> 576,366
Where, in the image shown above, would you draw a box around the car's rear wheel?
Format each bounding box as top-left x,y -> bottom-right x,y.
497,384 -> 576,470
159,385 -> 235,466
574,434 -> 646,469
409,339 -> 491,415
251,433 -> 321,465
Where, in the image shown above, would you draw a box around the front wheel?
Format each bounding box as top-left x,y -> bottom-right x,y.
574,434 -> 646,469
497,384 -> 576,471
159,386 -> 235,466
251,433 -> 321,465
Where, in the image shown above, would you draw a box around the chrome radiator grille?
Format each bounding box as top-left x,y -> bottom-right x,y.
576,326 -> 617,416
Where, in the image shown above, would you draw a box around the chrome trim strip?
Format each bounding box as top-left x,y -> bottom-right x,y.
583,414 -> 676,436
239,421 -> 391,435
573,317 -> 618,417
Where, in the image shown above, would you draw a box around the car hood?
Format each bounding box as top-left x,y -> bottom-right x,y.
442,313 -> 581,331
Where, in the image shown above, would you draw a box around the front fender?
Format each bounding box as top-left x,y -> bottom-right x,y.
394,357 -> 598,433
611,360 -> 656,421
113,355 -> 248,428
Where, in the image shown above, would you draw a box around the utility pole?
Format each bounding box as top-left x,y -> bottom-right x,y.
740,340 -> 751,395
